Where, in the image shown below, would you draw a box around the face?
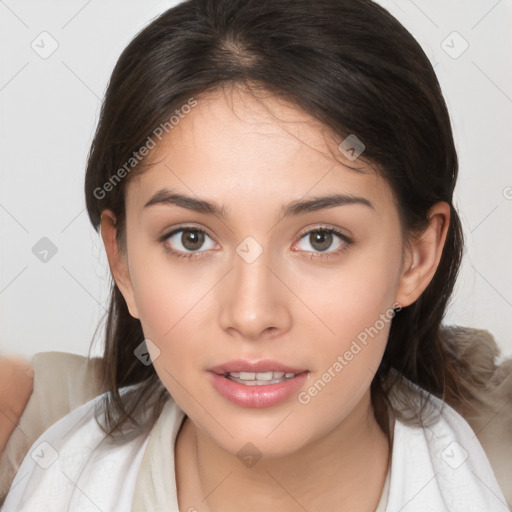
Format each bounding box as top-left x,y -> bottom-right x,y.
106,87 -> 427,459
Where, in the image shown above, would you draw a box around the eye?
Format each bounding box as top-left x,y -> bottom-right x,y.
160,225 -> 352,262
293,227 -> 352,260
161,226 -> 217,260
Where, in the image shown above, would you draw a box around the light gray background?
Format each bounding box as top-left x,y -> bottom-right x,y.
1,0 -> 511,360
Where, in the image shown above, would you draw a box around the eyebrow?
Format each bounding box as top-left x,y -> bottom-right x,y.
143,188 -> 375,218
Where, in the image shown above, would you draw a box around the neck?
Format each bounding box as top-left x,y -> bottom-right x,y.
176,391 -> 391,512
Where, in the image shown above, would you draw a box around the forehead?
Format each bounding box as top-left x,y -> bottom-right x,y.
125,87 -> 395,213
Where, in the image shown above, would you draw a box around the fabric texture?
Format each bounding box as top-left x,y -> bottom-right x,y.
1,389 -> 149,511
2,376 -> 510,511
0,352 -> 104,504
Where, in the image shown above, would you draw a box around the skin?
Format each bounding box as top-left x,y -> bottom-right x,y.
101,86 -> 450,512
0,357 -> 34,452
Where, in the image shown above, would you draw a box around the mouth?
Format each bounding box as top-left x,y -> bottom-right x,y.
208,359 -> 307,384
207,361 -> 309,408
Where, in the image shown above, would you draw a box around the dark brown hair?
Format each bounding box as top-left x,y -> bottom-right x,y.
85,0 -> 469,438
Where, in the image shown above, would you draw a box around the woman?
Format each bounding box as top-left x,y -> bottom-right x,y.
2,0 -> 510,510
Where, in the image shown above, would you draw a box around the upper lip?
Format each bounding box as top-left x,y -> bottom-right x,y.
208,359 -> 308,375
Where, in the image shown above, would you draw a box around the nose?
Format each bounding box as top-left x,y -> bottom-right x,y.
218,244 -> 292,341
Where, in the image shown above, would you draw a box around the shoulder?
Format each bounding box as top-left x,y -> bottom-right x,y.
2,387 -> 150,512
386,377 -> 510,511
28,351 -> 105,422
0,351 -> 105,504
441,326 -> 512,507
3,350 -> 104,452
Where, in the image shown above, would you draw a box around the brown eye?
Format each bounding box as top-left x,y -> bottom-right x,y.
163,227 -> 216,257
294,227 -> 352,260
180,229 -> 205,251
309,230 -> 334,252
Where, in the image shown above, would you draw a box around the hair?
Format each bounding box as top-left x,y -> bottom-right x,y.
84,0 -> 474,439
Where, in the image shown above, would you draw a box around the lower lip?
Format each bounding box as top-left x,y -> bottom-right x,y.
208,372 -> 308,408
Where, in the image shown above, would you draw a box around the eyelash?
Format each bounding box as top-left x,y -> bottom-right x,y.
160,225 -> 353,261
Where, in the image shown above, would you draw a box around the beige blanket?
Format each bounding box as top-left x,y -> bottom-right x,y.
0,352 -> 104,503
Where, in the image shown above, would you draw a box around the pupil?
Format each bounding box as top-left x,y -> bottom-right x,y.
182,230 -> 204,250
311,230 -> 332,252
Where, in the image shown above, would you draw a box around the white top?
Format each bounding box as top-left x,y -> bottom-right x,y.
2,380 -> 510,512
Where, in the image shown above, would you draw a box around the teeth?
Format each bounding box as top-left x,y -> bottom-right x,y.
256,371 -> 274,380
226,370 -> 297,385
235,371 -> 293,381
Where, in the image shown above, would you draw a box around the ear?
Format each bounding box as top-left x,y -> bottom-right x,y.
100,210 -> 140,319
395,202 -> 451,308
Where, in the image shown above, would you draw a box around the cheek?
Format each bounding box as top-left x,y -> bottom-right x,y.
295,290 -> 395,432
127,247 -> 215,388
294,243 -> 401,406
128,243 -> 210,337
297,240 -> 401,343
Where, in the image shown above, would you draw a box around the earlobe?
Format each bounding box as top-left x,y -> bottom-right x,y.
395,202 -> 451,307
100,210 -> 140,319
